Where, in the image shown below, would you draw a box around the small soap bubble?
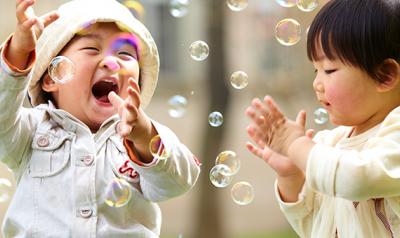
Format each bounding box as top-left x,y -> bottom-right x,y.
297,0 -> 319,12
226,0 -> 248,11
231,181 -> 255,205
314,107 -> 329,125
275,0 -> 297,8
168,95 -> 188,118
0,178 -> 12,203
169,0 -> 189,18
275,18 -> 301,46
230,71 -> 248,89
209,164 -> 233,188
48,56 -> 75,84
208,111 -> 223,127
215,150 -> 240,176
189,41 -> 209,61
104,178 -> 132,208
149,135 -> 170,160
123,0 -> 145,19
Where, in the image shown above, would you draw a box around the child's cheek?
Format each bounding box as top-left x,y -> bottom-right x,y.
325,86 -> 360,114
325,85 -> 355,113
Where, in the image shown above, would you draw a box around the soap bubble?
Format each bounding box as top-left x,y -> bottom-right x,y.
226,0 -> 248,11
314,107 -> 329,125
48,56 -> 75,84
168,95 -> 188,118
297,0 -> 318,12
275,18 -> 301,46
215,150 -> 240,175
208,111 -> 223,127
149,135 -> 170,160
189,40 -> 209,61
230,71 -> 249,89
275,0 -> 297,8
169,0 -> 189,18
105,178 -> 132,208
209,164 -> 233,188
231,181 -> 255,205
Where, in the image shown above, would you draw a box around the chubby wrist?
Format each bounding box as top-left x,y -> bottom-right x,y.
287,136 -> 315,171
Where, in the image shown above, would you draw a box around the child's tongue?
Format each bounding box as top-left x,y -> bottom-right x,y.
97,95 -> 110,103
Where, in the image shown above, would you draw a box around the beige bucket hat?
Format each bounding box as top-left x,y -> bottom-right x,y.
28,0 -> 159,109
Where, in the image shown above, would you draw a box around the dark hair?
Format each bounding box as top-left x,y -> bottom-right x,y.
307,0 -> 400,83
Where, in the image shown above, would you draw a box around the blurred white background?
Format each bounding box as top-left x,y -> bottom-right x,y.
0,0 -> 332,237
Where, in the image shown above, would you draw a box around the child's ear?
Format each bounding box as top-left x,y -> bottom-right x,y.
41,73 -> 59,93
376,59 -> 400,92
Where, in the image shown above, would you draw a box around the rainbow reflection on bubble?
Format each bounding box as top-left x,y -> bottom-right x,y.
123,0 -> 145,20
275,0 -> 297,8
48,56 -> 75,84
275,18 -> 301,46
231,181 -> 255,205
149,135 -> 170,160
109,33 -> 140,60
105,178 -> 132,208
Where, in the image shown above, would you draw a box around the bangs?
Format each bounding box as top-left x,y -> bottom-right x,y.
307,0 -> 359,65
306,0 -> 400,83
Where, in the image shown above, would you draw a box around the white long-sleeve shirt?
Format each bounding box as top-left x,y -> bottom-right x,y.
0,43 -> 200,238
276,107 -> 400,238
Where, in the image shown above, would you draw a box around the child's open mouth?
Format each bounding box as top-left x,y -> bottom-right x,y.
92,80 -> 119,104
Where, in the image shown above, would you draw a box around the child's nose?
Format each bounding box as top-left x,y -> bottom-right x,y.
313,75 -> 324,92
100,56 -> 121,72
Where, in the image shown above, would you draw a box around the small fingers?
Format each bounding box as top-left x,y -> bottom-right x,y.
108,91 -> 124,109
40,11 -> 59,28
305,129 -> 314,139
16,0 -> 35,24
264,95 -> 284,118
295,110 -> 306,127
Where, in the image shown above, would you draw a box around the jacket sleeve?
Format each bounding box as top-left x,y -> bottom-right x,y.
0,36 -> 37,172
126,120 -> 201,202
307,107 -> 400,201
274,180 -> 318,237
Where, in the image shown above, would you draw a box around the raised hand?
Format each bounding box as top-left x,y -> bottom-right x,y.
245,95 -> 306,156
8,0 -> 59,69
108,77 -> 142,138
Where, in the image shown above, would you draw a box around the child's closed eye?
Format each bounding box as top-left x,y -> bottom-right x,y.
81,47 -> 100,55
118,51 -> 138,60
324,69 -> 337,74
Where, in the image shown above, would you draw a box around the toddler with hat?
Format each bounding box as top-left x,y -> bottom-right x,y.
0,0 -> 200,237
